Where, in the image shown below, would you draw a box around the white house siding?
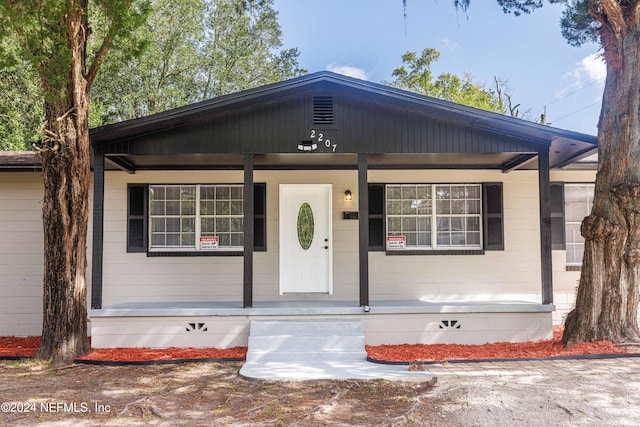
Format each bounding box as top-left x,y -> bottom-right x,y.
550,170 -> 597,323
0,172 -> 94,337
368,170 -> 543,304
104,169 -> 548,307
102,170 -> 361,306
0,172 -> 44,336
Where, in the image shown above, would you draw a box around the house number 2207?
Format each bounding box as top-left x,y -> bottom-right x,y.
310,129 -> 338,152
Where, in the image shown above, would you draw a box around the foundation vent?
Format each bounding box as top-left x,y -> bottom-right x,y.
439,320 -> 461,329
186,322 -> 208,332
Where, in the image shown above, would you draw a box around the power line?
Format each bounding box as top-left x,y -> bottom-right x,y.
533,77 -> 605,115
549,101 -> 601,124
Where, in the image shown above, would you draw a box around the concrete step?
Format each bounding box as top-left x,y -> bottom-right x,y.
247,335 -> 365,352
249,319 -> 363,337
244,319 -> 367,364
246,349 -> 367,362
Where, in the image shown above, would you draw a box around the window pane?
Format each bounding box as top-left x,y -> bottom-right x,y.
466,200 -> 480,214
181,201 -> 195,216
166,217 -> 180,232
450,186 -> 466,199
436,200 -> 451,214
166,201 -> 180,215
437,233 -> 451,246
401,200 -> 416,215
230,218 -> 243,233
152,217 -> 165,232
151,201 -> 165,216
387,186 -> 401,199
201,218 -> 214,233
231,186 -> 243,200
218,234 -> 230,247
452,200 -> 465,214
402,217 -> 416,231
437,217 -> 450,231
182,218 -> 195,232
230,233 -> 244,247
230,201 -> 243,216
451,232 -> 465,245
466,217 -> 480,232
388,217 -> 401,232
401,185 -> 416,199
405,232 -> 417,246
216,201 -> 230,215
216,186 -> 230,200
467,232 -> 480,245
387,200 -> 402,215
165,186 -> 180,200
417,232 -> 431,246
217,218 -> 230,233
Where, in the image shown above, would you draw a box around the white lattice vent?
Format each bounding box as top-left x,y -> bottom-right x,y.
439,320 -> 461,329
186,322 -> 208,332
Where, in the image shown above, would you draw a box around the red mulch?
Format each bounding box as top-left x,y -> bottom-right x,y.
365,327 -> 628,362
0,327 -> 629,363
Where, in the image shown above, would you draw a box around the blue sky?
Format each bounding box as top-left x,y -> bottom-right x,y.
273,0 -> 605,135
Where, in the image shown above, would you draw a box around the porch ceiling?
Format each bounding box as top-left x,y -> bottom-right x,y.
104,152 -> 548,172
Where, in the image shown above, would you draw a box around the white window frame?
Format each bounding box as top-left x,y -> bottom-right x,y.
564,183 -> 594,266
385,183 -> 483,251
149,184 -> 244,252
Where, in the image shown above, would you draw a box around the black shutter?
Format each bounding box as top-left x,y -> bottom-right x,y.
483,183 -> 504,251
368,184 -> 385,250
550,183 -> 565,250
253,183 -> 267,251
127,184 -> 147,252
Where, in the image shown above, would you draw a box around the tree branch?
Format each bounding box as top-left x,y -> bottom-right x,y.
85,31 -> 115,87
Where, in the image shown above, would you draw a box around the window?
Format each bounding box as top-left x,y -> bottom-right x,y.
564,184 -> 594,266
385,184 -> 482,250
368,182 -> 503,252
127,183 -> 266,254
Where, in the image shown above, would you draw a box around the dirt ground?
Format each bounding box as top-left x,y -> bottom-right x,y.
2,357 -> 640,426
0,360 -> 441,426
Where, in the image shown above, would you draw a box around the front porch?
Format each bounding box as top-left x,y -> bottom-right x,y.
89,299 -> 554,348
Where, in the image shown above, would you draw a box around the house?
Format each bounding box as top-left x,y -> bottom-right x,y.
0,72 -> 597,347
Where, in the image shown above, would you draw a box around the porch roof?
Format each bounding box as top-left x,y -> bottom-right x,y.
90,71 -> 597,173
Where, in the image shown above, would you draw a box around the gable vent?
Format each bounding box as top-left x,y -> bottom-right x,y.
313,96 -> 334,125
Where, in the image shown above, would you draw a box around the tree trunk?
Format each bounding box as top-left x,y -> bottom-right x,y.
562,22 -> 640,346
34,5 -> 92,364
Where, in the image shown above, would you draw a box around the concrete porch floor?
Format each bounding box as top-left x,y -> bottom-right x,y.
90,299 -> 554,317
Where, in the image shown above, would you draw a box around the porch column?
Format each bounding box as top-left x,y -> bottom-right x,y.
358,153 -> 369,307
243,154 -> 254,308
91,151 -> 105,309
538,148 -> 553,304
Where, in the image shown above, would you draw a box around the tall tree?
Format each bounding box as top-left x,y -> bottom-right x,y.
91,0 -> 305,124
385,48 -> 505,113
0,0 -> 149,364
455,1 -> 640,345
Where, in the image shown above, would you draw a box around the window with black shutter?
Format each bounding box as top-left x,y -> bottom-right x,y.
126,183 -> 266,254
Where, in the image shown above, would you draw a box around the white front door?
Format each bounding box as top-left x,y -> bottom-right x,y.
279,184 -> 333,294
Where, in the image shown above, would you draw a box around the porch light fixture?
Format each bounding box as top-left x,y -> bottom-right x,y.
344,190 -> 352,201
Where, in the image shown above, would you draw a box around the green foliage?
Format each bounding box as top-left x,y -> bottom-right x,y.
494,1 -> 596,47
0,37 -> 42,150
90,0 -> 306,125
385,48 -> 504,113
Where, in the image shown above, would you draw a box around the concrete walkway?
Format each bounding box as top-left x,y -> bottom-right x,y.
239,319 -> 436,381
240,359 -> 437,381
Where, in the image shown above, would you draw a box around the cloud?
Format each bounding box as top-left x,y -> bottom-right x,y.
440,37 -> 460,51
326,65 -> 369,80
556,54 -> 606,98
576,53 -> 606,82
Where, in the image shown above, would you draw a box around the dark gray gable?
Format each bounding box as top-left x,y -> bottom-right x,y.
91,71 -> 597,170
